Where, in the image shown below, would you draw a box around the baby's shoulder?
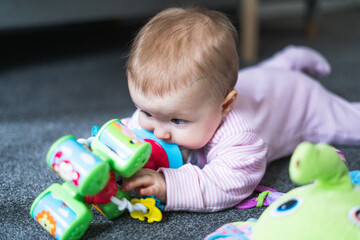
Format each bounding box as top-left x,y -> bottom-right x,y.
213,107 -> 258,141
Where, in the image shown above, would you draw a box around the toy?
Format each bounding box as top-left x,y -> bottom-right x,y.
205,142 -> 360,240
235,185 -> 284,209
30,119 -> 182,240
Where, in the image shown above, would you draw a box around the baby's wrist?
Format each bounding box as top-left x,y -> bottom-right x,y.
158,172 -> 167,203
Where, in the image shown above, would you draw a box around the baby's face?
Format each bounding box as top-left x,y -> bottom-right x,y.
129,82 -> 224,150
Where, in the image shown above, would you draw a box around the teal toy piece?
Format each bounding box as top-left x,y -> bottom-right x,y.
133,127 -> 183,169
31,119 -> 181,240
91,125 -> 100,137
350,170 -> 360,185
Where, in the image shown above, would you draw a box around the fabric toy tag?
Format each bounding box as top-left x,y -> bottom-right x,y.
236,185 -> 284,209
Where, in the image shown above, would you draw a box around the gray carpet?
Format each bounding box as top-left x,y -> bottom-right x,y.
1,7 -> 360,239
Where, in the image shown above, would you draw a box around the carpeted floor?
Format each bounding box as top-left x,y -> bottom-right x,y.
1,6 -> 360,239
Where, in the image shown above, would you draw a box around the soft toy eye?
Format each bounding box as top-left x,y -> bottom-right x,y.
348,206 -> 360,227
271,198 -> 302,217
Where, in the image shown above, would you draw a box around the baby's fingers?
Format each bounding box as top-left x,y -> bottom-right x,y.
139,185 -> 156,196
121,175 -> 153,192
139,184 -> 166,203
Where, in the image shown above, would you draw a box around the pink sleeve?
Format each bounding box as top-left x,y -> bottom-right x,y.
159,133 -> 267,212
121,110 -> 140,130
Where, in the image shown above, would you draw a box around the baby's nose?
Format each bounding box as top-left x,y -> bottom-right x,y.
154,127 -> 171,140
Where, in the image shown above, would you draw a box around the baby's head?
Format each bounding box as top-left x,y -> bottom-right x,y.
127,7 -> 239,150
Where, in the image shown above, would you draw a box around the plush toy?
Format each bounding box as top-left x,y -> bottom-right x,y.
205,142 -> 360,240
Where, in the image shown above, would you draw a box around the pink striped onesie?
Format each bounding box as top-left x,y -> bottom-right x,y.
123,46 -> 360,212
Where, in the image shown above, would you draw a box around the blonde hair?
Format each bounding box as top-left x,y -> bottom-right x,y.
127,7 -> 239,102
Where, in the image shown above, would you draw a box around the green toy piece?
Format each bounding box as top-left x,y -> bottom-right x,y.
46,135 -> 111,196
206,142 -> 360,240
30,182 -> 93,240
91,119 -> 152,177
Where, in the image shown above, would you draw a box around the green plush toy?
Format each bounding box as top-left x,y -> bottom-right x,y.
205,142 -> 360,240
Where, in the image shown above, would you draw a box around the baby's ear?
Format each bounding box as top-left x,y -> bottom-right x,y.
221,90 -> 237,118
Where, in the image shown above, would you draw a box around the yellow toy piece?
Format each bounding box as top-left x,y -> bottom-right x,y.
130,198 -> 162,223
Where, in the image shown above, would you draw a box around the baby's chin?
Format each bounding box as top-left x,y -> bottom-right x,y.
178,142 -> 207,151
173,137 -> 211,151
178,143 -> 207,164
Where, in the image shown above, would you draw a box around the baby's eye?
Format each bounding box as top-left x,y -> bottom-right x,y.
171,119 -> 186,125
141,111 -> 152,118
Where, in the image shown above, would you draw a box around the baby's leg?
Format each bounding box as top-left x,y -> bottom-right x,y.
303,85 -> 360,146
258,45 -> 331,78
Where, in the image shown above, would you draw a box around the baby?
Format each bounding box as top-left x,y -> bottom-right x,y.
120,7 -> 360,212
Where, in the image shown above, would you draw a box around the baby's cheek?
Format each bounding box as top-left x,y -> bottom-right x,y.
138,117 -> 153,131
187,127 -> 218,149
180,132 -> 211,150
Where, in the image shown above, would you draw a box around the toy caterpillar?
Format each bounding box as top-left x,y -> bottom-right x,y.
30,119 -> 182,240
205,142 -> 360,240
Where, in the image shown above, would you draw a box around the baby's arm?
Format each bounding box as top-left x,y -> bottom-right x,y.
258,45 -> 331,78
159,133 -> 267,212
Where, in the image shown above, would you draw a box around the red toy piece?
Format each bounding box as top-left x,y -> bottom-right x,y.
142,139 -> 169,170
85,171 -> 118,204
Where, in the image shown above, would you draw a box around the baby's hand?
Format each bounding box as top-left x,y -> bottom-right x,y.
121,168 -> 167,203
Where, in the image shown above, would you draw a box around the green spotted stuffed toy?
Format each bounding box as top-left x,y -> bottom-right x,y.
205,142 -> 360,240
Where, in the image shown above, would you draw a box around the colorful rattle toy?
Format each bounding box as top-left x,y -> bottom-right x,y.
30,119 -> 182,239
